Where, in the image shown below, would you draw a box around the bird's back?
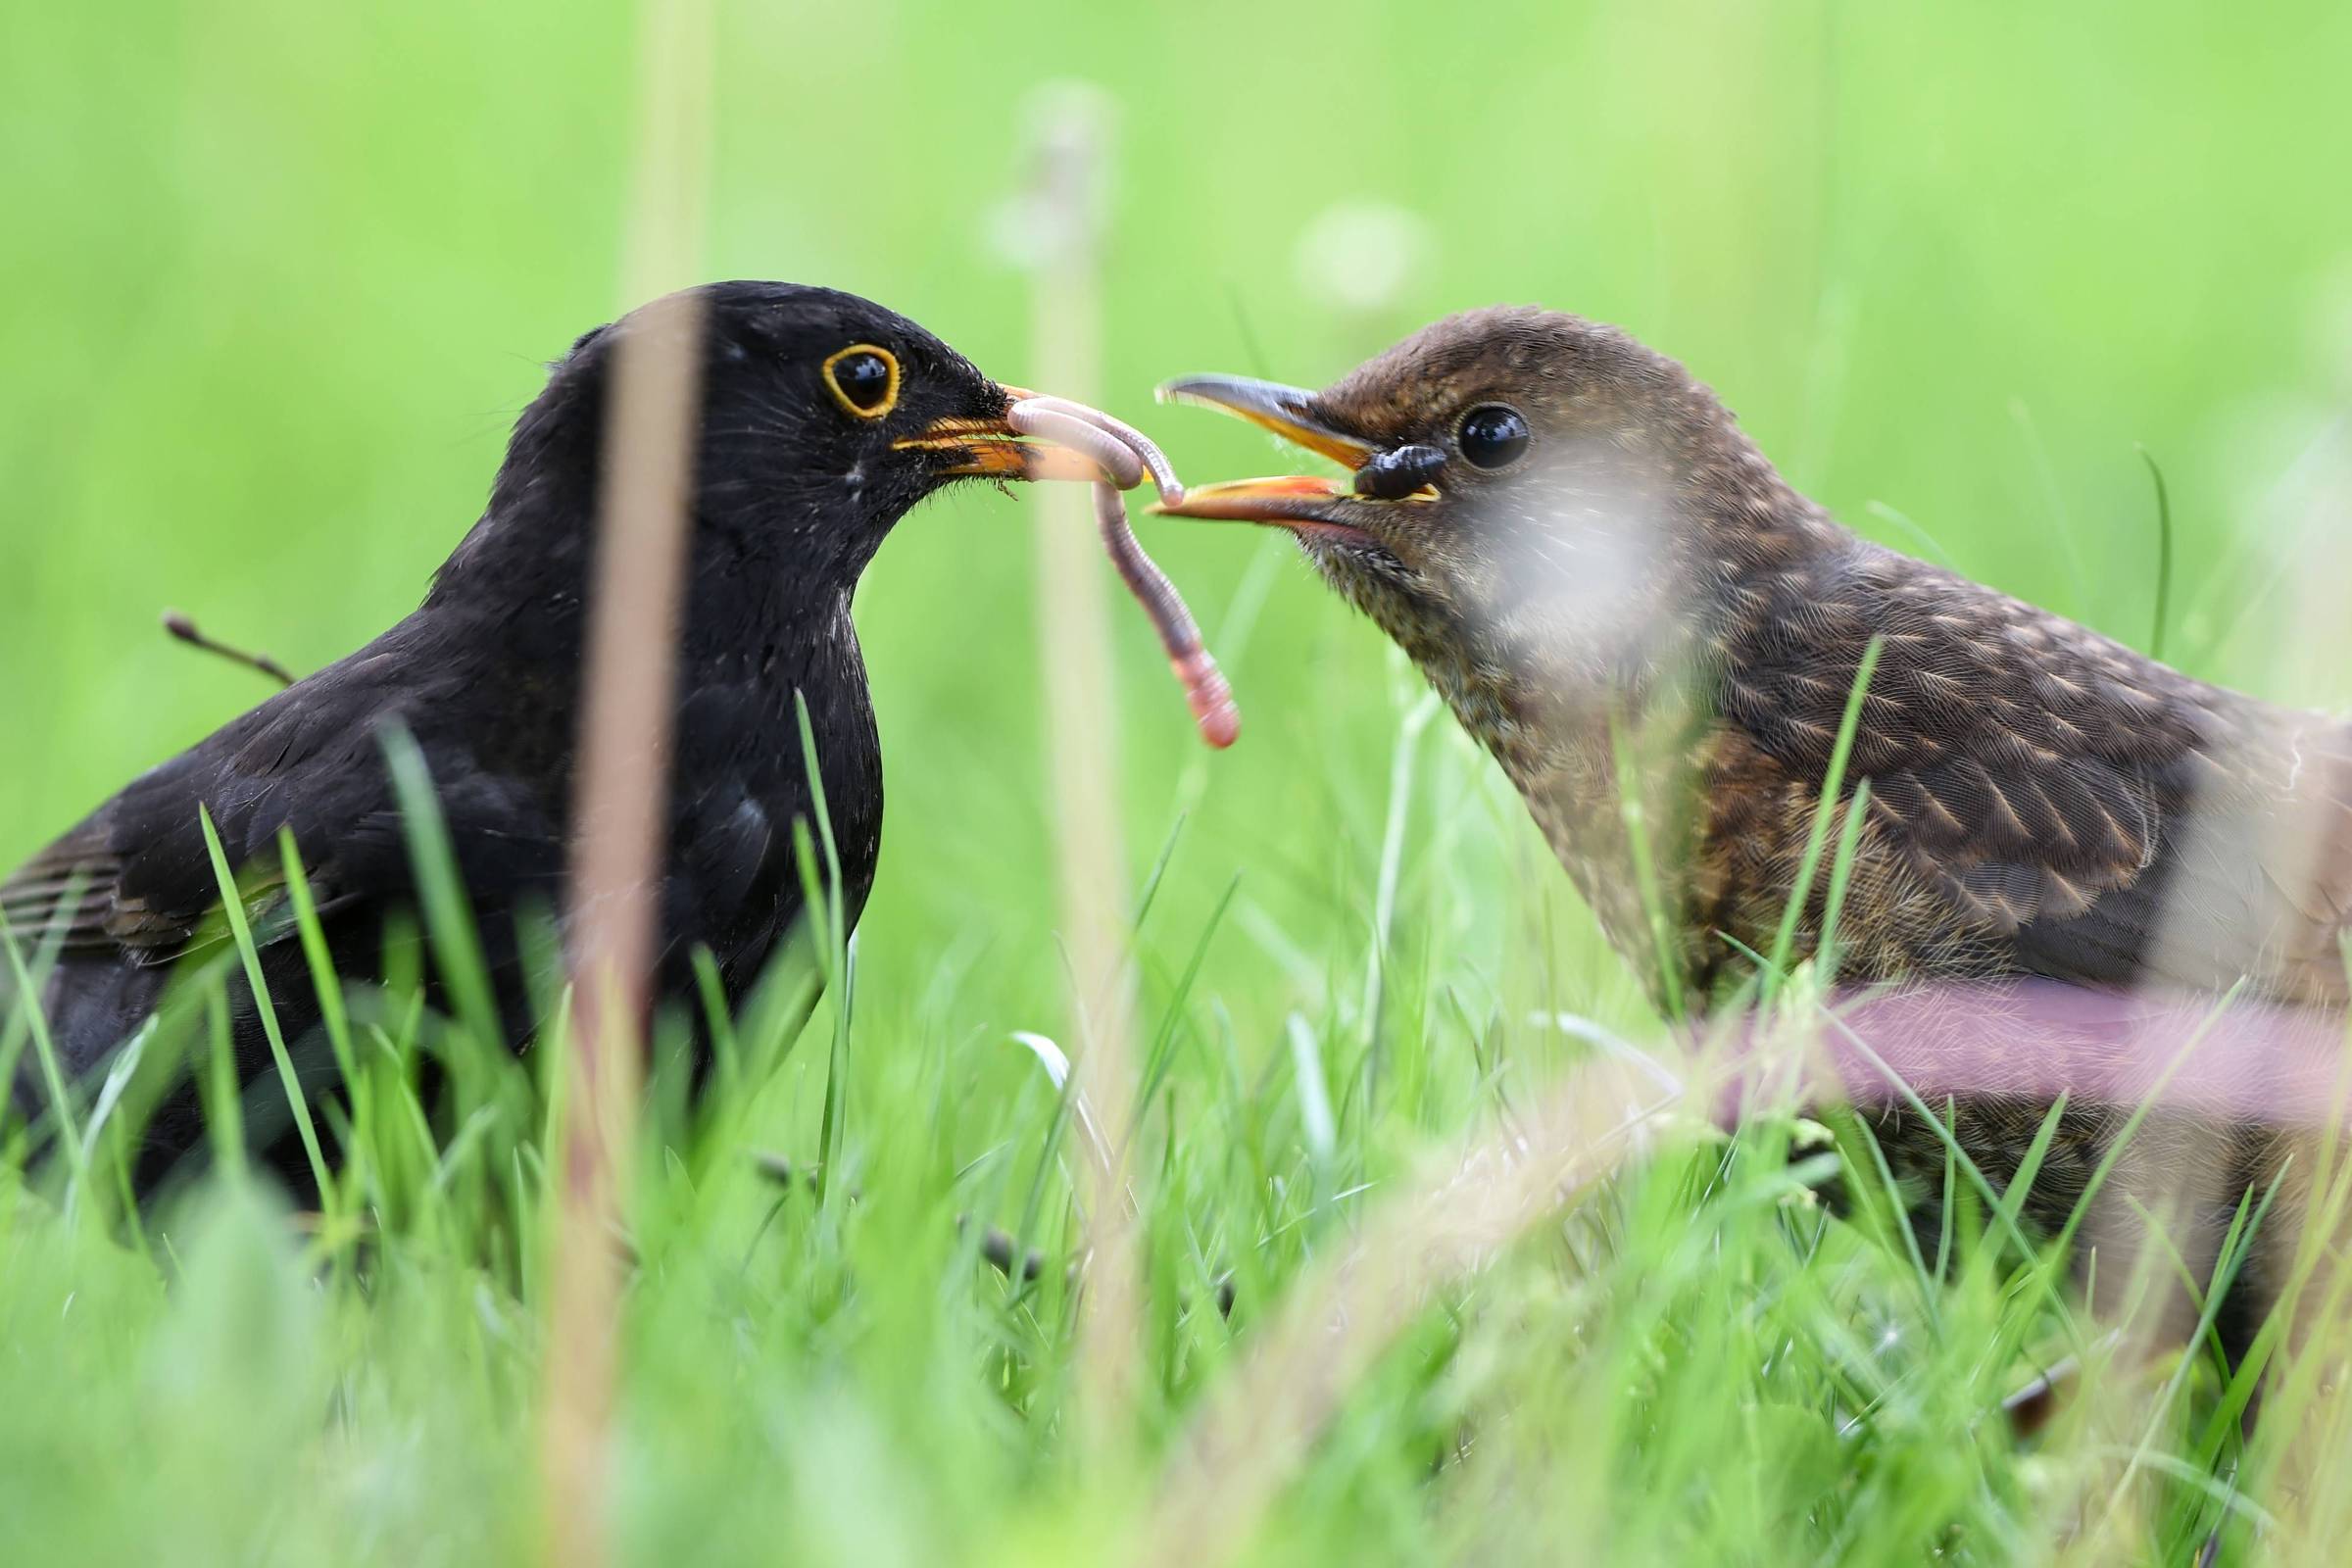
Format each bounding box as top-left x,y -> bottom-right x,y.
2,607 -> 563,1102
1607,527 -> 2352,1007
1,589 -> 875,1178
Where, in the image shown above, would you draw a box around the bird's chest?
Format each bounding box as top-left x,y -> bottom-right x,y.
1395,616 -> 1949,1008
1504,714 -> 1974,1006
663,622 -> 885,987
1497,721 -> 1703,998
1406,644 -> 1695,992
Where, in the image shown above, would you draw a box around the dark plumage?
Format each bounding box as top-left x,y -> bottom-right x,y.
2,280 -> 1045,1185
1157,308 -> 2352,1363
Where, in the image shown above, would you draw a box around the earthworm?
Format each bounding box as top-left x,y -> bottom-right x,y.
1008,398 -> 1239,750
1009,400 -> 1147,490
1009,394 -> 1187,505
1091,482 -> 1239,749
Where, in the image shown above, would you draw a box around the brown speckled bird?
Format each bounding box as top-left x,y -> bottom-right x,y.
1157,310 -> 2352,1013
1155,309 -> 2352,1365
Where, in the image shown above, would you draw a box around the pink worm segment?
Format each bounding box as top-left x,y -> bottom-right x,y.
1010,394 -> 1188,505
1008,399 -> 1240,750
1093,483 -> 1241,749
1009,402 -> 1146,490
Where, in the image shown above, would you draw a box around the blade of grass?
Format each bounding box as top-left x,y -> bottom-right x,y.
201,976 -> 246,1182
1608,709 -> 1688,1023
1134,872 -> 1241,1125
1813,777 -> 1874,983
1,909 -> 90,1196
198,807 -> 331,1200
0,870 -> 86,1127
379,726 -> 506,1060
2138,445 -> 2175,662
1766,635 -> 1883,987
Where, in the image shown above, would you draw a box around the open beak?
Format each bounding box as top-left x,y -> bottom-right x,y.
1148,374 -> 1386,539
1152,472 -> 1352,523
1153,374 -> 1373,468
891,385 -> 1108,481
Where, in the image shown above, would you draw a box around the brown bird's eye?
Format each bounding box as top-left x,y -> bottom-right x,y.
822,344 -> 900,419
1457,404 -> 1530,468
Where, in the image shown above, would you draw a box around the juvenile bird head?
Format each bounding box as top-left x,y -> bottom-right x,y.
1154,307 -> 1834,701
446,281 -> 1064,598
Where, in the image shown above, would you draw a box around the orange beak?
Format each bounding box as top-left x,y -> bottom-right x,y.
891,384 -> 1109,481
1149,375 -> 1417,543
1152,473 -> 1350,521
1153,374 -> 1374,468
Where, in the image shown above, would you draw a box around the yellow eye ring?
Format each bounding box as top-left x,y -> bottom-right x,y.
822,343 -> 901,419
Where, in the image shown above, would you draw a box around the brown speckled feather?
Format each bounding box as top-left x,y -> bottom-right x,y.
1708,537 -> 2352,1006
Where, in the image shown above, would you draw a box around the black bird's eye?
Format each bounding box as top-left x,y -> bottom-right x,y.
1456,404 -> 1531,469
822,344 -> 901,419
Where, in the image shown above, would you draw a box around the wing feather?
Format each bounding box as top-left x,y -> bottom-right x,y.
1726,542 -> 2352,1004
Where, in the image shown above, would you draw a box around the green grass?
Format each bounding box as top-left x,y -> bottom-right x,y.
8,0 -> 2352,1561
0,690 -> 2321,1564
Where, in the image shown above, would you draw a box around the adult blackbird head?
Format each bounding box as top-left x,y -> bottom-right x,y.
2,280 -> 1058,1188
446,278 -> 1050,606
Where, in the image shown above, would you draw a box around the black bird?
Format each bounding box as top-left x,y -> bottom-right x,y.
1,281 -> 1053,1184
1156,309 -> 2352,1363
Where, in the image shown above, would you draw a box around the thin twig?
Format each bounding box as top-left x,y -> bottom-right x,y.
162,610 -> 296,687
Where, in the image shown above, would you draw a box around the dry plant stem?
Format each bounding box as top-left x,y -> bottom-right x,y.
539,0 -> 710,1550
543,289 -> 706,1568
1007,398 -> 1240,749
1009,87 -> 1145,1453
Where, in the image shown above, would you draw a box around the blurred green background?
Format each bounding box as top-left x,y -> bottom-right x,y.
7,0 -> 2351,1017
9,2 -> 2352,1561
